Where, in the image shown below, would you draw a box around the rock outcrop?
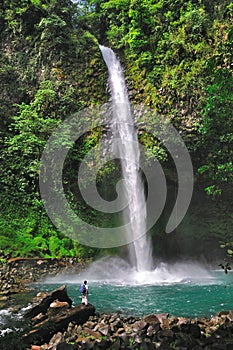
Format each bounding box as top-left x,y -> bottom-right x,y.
23,285 -> 95,346
24,285 -> 73,319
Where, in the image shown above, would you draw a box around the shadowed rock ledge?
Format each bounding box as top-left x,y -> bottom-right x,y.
23,285 -> 95,346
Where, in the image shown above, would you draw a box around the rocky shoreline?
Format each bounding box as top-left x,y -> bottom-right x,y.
21,284 -> 233,350
36,309 -> 233,350
1,257 -> 233,349
0,256 -> 87,307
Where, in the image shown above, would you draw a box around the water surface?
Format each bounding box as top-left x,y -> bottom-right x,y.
38,258 -> 233,318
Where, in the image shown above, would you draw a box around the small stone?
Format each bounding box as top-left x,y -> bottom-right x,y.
132,320 -> 147,332
226,310 -> 233,322
161,318 -> 170,329
83,321 -> 96,329
119,334 -> 130,346
147,323 -> 160,336
115,327 -> 125,336
143,314 -> 160,324
155,313 -> 169,323
98,324 -> 109,336
83,327 -> 102,340
111,338 -> 121,350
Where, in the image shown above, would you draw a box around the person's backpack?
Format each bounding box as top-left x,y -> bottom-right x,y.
80,284 -> 86,293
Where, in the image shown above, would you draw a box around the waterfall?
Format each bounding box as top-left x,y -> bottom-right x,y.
100,45 -> 153,272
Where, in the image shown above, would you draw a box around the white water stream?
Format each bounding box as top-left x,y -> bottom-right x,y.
100,45 -> 153,272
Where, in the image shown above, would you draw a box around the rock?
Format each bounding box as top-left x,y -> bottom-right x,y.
0,255 -> 88,299
161,317 -> 170,329
23,301 -> 95,345
83,321 -> 96,329
119,334 -> 130,346
82,327 -> 102,340
98,324 -> 109,336
226,310 -> 233,322
146,323 -> 160,336
143,314 -> 160,324
57,343 -> 79,350
132,319 -> 148,332
111,338 -> 121,350
115,327 -> 125,336
48,300 -> 70,317
180,323 -> 201,338
139,342 -> 155,350
48,332 -> 64,347
24,285 -> 72,319
36,310 -> 233,350
169,315 -> 179,325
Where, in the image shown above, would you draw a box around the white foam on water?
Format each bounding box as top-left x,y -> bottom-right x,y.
0,327 -> 15,336
0,309 -> 12,325
43,256 -> 215,286
0,308 -> 24,337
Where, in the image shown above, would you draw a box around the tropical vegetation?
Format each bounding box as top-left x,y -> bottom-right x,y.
0,0 -> 232,260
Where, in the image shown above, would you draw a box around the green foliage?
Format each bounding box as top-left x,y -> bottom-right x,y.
0,0 -> 233,258
0,0 -> 107,258
139,132 -> 167,162
197,31 -> 233,195
1,80 -> 60,200
0,203 -> 97,258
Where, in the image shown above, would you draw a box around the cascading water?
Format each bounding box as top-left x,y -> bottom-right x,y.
99,45 -> 153,272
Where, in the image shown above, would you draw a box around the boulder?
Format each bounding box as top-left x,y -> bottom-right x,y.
132,320 -> 148,332
24,285 -> 72,319
23,303 -> 95,345
143,314 -> 160,325
22,285 -> 95,346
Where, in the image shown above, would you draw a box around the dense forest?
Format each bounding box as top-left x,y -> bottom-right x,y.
0,0 -> 232,261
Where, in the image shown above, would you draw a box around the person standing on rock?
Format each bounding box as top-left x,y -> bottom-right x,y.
80,280 -> 88,305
